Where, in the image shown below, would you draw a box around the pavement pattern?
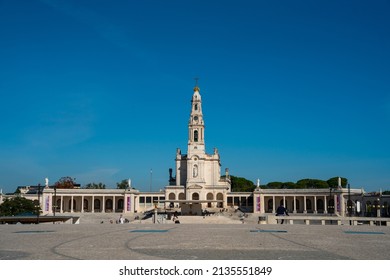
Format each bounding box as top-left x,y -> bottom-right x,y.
1,219 -> 389,260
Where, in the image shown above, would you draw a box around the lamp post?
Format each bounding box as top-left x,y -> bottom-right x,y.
329,186 -> 336,214
329,186 -> 336,224
347,183 -> 352,225
376,197 -> 381,218
53,184 -> 57,217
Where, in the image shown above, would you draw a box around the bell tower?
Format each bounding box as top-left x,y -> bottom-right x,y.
188,83 -> 205,157
169,81 -> 231,209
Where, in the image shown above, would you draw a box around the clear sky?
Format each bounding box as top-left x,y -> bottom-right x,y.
0,0 -> 389,193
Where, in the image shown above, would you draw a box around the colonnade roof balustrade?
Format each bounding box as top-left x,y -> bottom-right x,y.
255,188 -> 363,195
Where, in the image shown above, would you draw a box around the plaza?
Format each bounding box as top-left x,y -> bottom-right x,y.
1,218 -> 389,260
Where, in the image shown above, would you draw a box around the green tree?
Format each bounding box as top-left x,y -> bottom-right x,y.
230,176 -> 256,192
0,196 -> 38,216
296,179 -> 329,189
55,176 -> 77,189
116,179 -> 129,189
84,182 -> 106,189
265,182 -> 284,189
264,182 -> 297,189
327,177 -> 348,188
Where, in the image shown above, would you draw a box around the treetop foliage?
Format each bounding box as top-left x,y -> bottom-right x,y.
230,176 -> 349,192
117,179 -> 129,189
0,196 -> 38,216
55,176 -> 77,189
84,182 -> 106,189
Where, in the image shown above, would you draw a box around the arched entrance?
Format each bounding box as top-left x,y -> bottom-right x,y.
94,199 -> 101,212
105,199 -> 113,212
267,199 -> 273,213
83,199 -> 89,212
169,193 -> 176,208
207,193 -> 214,207
216,193 -> 223,208
117,199 -> 124,212
317,199 -> 324,213
306,199 -> 312,213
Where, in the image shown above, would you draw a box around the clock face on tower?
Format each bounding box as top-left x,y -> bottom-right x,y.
194,116 -> 199,123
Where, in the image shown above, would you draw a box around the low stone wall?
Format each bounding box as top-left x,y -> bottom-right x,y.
269,215 -> 390,226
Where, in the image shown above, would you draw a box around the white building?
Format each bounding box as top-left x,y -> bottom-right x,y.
1,85 -> 389,219
165,85 -> 231,215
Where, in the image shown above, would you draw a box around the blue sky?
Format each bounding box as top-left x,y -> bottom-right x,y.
0,0 -> 389,193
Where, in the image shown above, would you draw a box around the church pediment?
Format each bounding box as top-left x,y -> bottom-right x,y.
187,184 -> 203,190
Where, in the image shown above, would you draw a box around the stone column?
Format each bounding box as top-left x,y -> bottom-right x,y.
81,196 -> 84,213
70,196 -> 73,213
324,196 -> 328,214
60,196 -> 63,213
134,195 -> 139,213
293,196 -> 297,214
260,194 -> 265,214
314,196 -> 317,214
303,196 -> 307,214
272,196 -> 276,213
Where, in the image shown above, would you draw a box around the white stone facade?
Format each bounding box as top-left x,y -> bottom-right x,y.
166,86 -> 231,213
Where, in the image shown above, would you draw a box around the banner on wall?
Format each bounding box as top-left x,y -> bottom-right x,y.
256,196 -> 260,212
127,196 -> 131,212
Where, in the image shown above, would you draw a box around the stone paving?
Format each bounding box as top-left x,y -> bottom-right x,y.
0,215 -> 389,260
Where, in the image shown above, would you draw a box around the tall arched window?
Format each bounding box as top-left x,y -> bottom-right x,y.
207,193 -> 214,207
194,130 -> 199,142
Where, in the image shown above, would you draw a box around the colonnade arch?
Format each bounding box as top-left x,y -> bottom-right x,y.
265,195 -> 330,214
54,195 -> 129,213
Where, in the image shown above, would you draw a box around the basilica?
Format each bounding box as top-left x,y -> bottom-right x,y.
1,85 -> 388,219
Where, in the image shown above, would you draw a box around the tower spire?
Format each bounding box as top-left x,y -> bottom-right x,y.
188,82 -> 205,156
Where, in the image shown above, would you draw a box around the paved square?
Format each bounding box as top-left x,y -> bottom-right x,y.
1,223 -> 389,260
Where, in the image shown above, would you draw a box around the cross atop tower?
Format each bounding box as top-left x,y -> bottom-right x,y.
194,77 -> 200,92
